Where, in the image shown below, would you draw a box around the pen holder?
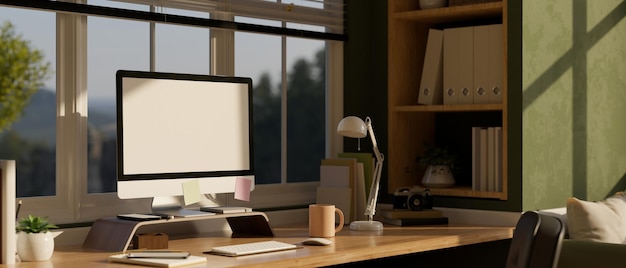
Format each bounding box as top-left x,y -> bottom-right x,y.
131,233 -> 169,249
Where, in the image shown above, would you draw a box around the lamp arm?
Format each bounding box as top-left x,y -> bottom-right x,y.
364,117 -> 384,221
365,158 -> 383,221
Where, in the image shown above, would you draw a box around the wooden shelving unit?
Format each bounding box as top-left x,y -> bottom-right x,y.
387,0 -> 508,200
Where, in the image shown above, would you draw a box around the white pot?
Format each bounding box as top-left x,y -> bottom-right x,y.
419,0 -> 448,9
421,165 -> 455,188
16,231 -> 62,261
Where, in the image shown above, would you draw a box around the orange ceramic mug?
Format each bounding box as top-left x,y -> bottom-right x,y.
308,204 -> 344,237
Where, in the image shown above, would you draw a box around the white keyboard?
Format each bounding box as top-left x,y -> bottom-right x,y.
210,240 -> 297,256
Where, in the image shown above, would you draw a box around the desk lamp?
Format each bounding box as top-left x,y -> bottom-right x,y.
337,116 -> 384,231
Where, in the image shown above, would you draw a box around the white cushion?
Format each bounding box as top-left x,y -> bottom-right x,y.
566,192 -> 626,244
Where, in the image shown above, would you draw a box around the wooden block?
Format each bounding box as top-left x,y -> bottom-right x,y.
131,233 -> 168,249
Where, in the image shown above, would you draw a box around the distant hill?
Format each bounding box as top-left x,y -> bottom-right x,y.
6,89 -> 117,145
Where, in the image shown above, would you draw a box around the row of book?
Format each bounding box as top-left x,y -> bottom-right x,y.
472,127 -> 503,192
418,24 -> 503,105
318,153 -> 374,223
318,154 -> 449,226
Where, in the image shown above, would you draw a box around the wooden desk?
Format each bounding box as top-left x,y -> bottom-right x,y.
3,225 -> 513,267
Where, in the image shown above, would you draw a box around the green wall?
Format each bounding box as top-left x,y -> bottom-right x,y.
522,0 -> 626,210
343,1 -> 391,199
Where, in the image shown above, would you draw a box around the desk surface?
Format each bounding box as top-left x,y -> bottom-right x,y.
4,225 -> 513,268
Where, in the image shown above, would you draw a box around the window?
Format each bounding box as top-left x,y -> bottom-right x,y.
285,37 -> 326,183
87,14 -> 149,194
236,31 -> 283,184
1,0 -> 344,224
0,8 -> 56,196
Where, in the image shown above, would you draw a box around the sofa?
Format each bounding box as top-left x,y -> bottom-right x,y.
539,192 -> 626,268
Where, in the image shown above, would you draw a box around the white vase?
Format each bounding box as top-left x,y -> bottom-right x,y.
16,231 -> 62,261
421,165 -> 455,188
419,0 -> 448,9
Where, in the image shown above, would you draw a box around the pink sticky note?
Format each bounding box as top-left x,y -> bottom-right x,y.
234,177 -> 251,201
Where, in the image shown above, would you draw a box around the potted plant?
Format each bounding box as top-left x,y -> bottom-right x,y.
16,215 -> 61,261
417,146 -> 456,188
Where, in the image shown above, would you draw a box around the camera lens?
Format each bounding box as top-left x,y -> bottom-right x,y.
407,194 -> 424,211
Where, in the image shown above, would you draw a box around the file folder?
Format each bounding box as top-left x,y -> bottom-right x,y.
457,26 -> 474,104
443,27 -> 460,105
418,29 -> 444,105
487,24 -> 503,104
473,25 -> 490,104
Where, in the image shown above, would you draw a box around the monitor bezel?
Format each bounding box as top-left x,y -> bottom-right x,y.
115,70 -> 255,200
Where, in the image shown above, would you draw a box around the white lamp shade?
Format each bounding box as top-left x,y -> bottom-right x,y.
337,116 -> 367,138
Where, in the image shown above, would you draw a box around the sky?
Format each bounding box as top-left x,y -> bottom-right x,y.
0,0 -> 324,100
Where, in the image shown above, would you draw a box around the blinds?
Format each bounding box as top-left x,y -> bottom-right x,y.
110,0 -> 345,35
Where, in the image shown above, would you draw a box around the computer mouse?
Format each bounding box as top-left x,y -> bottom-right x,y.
301,237 -> 333,246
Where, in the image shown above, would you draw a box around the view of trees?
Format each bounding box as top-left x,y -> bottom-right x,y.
0,21 -> 50,131
0,23 -> 326,196
254,49 -> 326,183
0,21 -> 53,197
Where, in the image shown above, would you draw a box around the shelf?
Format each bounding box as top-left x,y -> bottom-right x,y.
428,186 -> 506,200
394,2 -> 503,24
387,0 -> 508,202
394,104 -> 503,113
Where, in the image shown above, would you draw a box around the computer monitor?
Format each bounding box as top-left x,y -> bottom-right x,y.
116,70 -> 254,217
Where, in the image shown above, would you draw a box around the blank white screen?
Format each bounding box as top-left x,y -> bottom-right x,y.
121,77 -> 250,175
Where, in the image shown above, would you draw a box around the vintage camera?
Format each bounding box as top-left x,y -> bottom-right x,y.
393,187 -> 433,211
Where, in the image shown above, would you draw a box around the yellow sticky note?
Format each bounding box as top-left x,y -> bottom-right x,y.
182,180 -> 201,206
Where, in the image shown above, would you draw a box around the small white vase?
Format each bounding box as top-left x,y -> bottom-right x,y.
421,165 -> 455,188
17,231 -> 62,261
419,0 -> 448,9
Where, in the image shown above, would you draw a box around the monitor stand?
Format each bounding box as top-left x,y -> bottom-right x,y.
151,196 -> 212,218
83,210 -> 271,252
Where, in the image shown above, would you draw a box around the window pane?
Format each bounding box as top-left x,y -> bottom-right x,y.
286,37 -> 325,183
0,8 -> 56,197
155,24 -> 210,74
87,15 -> 148,193
235,32 -> 281,184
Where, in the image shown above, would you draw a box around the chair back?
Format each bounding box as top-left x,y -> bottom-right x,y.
506,211 -> 565,268
529,212 -> 565,268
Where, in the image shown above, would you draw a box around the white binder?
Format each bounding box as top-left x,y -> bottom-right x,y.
418,29 -> 444,105
473,25 -> 490,104
457,26 -> 474,104
487,24 -> 503,104
443,27 -> 460,105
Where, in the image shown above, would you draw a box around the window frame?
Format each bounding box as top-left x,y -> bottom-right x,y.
9,4 -> 344,224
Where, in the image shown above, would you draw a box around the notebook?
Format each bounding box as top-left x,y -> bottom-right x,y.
108,253 -> 207,267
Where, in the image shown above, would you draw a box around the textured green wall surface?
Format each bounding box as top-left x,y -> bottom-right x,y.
522,0 -> 626,210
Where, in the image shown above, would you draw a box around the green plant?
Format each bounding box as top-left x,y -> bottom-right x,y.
0,21 -> 51,132
16,215 -> 58,233
417,146 -> 457,167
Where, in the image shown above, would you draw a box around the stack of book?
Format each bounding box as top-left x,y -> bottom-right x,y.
471,126 -> 503,192
379,209 -> 448,226
317,153 -> 374,224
